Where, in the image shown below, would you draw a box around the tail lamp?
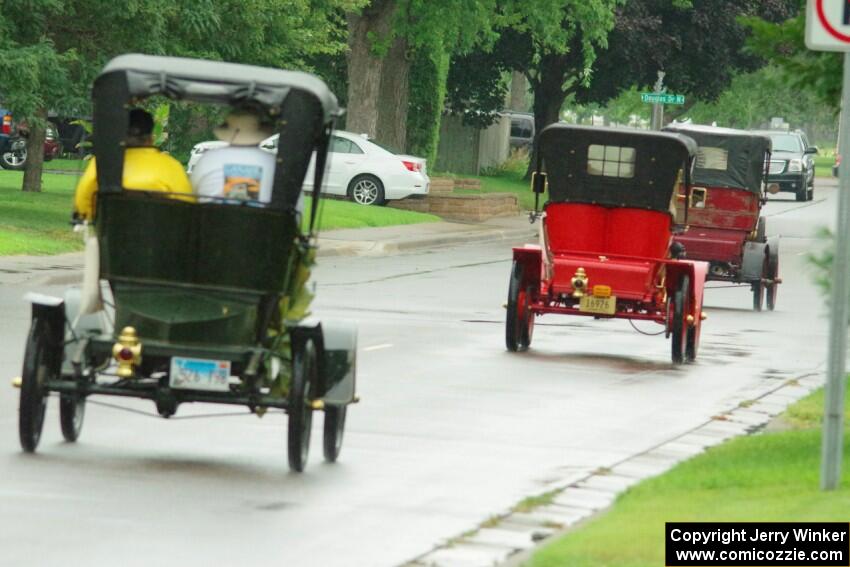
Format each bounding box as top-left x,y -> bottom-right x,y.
401,160 -> 421,173
2,115 -> 11,135
112,326 -> 142,378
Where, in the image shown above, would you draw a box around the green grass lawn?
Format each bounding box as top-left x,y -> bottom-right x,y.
0,170 -> 438,256
441,170 -> 535,210
44,157 -> 89,173
815,154 -> 836,179
527,379 -> 850,567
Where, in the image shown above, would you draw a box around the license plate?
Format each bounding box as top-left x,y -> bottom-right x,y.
579,295 -> 617,315
169,357 -> 231,392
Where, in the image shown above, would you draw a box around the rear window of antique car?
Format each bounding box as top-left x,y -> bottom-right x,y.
696,147 -> 729,171
587,144 -> 635,178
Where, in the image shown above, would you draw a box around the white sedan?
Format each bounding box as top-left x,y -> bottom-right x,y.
187,130 -> 430,206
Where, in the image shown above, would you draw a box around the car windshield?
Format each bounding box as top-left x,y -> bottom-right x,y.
769,134 -> 803,152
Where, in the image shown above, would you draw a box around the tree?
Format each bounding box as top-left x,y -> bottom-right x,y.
446,1 -> 621,176
573,0 -> 800,120
346,0 -> 501,152
0,0 -> 361,191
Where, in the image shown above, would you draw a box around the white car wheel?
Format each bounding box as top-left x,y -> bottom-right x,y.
348,175 -> 385,206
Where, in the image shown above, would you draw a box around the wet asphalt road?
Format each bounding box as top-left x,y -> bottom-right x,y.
0,181 -> 837,566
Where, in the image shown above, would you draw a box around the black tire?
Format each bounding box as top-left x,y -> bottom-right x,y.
323,405 -> 347,463
752,256 -> 767,311
288,337 -> 317,472
19,319 -> 55,452
807,180 -> 814,201
519,284 -> 535,350
506,261 -> 528,352
59,395 -> 85,442
685,284 -> 702,363
1,138 -> 27,171
347,175 -> 385,206
670,275 -> 689,365
766,251 -> 779,312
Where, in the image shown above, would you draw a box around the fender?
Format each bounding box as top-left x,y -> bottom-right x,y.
316,320 -> 357,405
512,245 -> 542,292
23,292 -> 65,349
741,241 -> 768,281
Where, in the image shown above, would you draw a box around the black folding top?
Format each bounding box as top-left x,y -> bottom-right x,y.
663,124 -> 771,193
538,124 -> 697,213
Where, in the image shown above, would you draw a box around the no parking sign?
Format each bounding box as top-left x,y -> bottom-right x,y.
807,0 -> 850,50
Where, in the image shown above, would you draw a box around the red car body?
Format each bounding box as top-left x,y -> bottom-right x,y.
507,125 -> 708,364
664,125 -> 780,311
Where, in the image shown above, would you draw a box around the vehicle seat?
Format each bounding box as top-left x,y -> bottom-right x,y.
544,203 -> 671,259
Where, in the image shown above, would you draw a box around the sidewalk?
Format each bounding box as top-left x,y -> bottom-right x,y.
0,214 -> 536,286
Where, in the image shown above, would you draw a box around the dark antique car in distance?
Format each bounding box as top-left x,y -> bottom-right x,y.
507,125 -> 708,364
14,54 -> 358,472
664,124 -> 780,311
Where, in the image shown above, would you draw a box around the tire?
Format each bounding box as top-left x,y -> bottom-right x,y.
795,187 -> 806,202
1,138 -> 27,171
766,251 -> 779,312
752,256 -> 767,312
59,394 -> 85,442
807,180 -> 814,201
520,284 -> 535,350
670,275 -> 689,365
506,261 -> 532,352
323,405 -> 347,463
288,337 -> 317,472
19,319 -> 55,452
347,175 -> 385,206
685,284 -> 702,363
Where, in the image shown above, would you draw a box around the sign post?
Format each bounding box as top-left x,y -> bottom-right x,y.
651,71 -> 665,130
806,0 -> 850,491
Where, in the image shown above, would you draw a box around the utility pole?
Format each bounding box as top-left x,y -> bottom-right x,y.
651,71 -> 666,130
822,51 -> 850,491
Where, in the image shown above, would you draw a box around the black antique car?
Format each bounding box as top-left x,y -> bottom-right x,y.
15,54 -> 357,472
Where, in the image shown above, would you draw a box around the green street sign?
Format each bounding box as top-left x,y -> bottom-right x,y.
641,93 -> 685,105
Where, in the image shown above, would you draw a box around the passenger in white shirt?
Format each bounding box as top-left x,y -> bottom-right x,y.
191,110 -> 277,204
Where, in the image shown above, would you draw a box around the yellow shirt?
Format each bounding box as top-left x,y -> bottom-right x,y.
73,147 -> 194,220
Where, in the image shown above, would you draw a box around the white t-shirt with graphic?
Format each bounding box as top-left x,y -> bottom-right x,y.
191,146 -> 276,203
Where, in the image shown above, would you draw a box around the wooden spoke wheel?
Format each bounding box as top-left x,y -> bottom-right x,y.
323,404 -> 347,463
670,275 -> 690,365
505,261 -> 533,352
19,319 -> 57,452
288,337 -> 317,472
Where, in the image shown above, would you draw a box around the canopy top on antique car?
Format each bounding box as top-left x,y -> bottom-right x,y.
537,124 -> 697,214
663,124 -> 771,194
93,53 -> 340,212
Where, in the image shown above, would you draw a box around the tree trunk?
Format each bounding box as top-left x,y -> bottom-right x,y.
508,71 -> 528,112
345,1 -> 396,137
22,109 -> 47,193
525,55 -> 570,179
375,33 -> 410,152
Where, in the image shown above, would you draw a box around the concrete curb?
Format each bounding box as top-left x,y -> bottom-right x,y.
400,371 -> 825,567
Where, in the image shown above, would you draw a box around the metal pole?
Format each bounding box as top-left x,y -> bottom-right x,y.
821,51 -> 850,491
651,71 -> 666,131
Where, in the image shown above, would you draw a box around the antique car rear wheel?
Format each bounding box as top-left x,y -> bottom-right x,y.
519,284 -> 535,350
288,337 -> 317,472
59,394 -> 85,442
505,261 -> 530,352
19,319 -> 55,452
323,405 -> 347,463
766,253 -> 779,312
670,275 -> 690,365
752,257 -> 767,311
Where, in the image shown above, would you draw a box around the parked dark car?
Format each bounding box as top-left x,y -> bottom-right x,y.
0,108 -> 62,170
753,130 -> 817,201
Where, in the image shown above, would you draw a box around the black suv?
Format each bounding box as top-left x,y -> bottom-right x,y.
753,130 -> 817,201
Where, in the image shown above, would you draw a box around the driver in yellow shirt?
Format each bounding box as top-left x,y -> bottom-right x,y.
73,109 -> 193,220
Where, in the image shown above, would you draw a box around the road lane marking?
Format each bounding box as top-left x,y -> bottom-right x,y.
363,343 -> 393,352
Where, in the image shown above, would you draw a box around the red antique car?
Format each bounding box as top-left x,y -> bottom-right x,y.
506,125 -> 708,364
663,125 -> 779,311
